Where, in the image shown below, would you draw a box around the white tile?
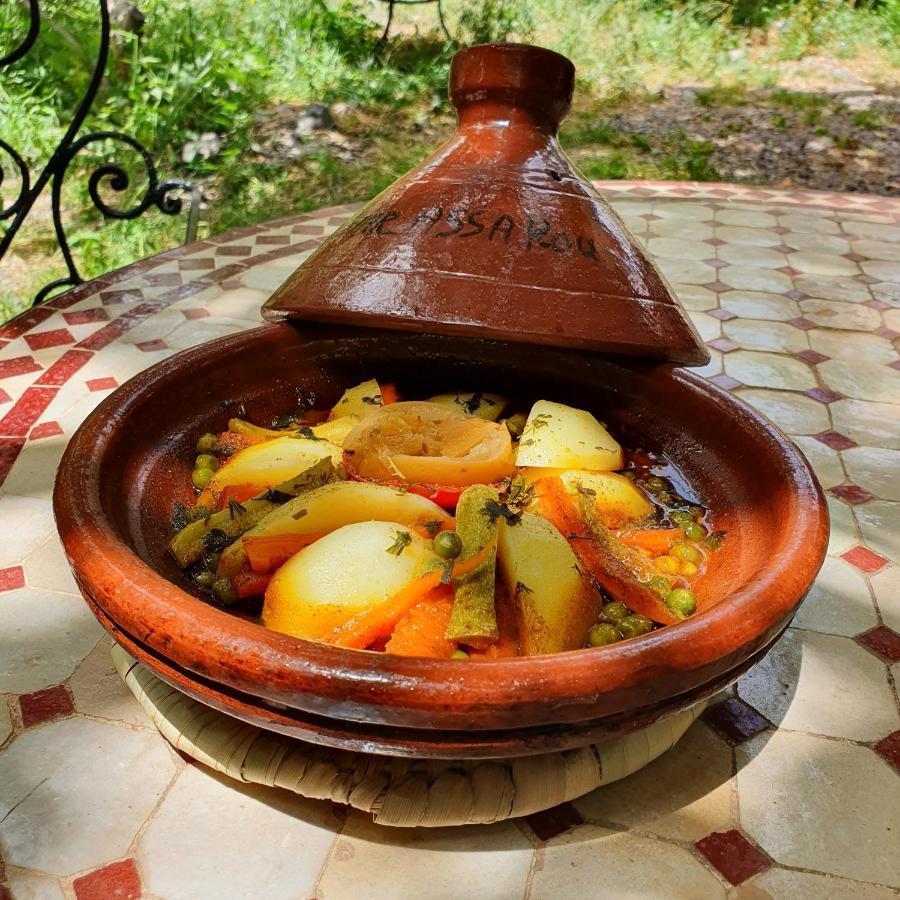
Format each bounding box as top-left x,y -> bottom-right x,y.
318,811 -> 531,900
808,330 -> 896,366
0,717 -> 176,876
737,628 -> 898,741
737,730 -> 900,886
574,722 -> 734,841
531,825 -> 727,900
22,534 -> 79,594
800,298 -> 883,332
5,869 -> 65,900
843,446 -> 900,502
792,557 -> 878,637
870,565 -> 900,633
794,275 -> 871,303
0,495 -> 54,567
792,436 -> 845,490
69,638 -> 151,728
0,589 -> 102,693
718,266 -> 794,294
719,291 -> 800,321
819,359 -> 900,404
723,319 -> 808,353
750,867 -> 897,899
1,437 -> 68,501
735,389 -> 829,436
724,352 -> 817,391
827,496 -> 860,556
855,501 -> 900,565
141,765 -> 338,900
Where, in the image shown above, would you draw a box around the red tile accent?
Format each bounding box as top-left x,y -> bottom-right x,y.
135,339 -> 168,352
858,274 -> 879,284
19,684 -> 74,728
704,258 -> 728,269
785,290 -> 807,301
706,237 -> 725,246
0,388 -> 10,405
86,377 -> 118,392
208,263 -> 249,284
255,234 -> 292,244
890,360 -> 900,372
291,224 -> 327,235
788,316 -> 817,330
142,272 -> 182,287
707,308 -> 737,320
794,350 -> 829,365
0,566 -> 25,592
0,356 -> 42,380
857,626 -> 900,662
0,438 -> 25,486
0,387 -> 57,437
865,298 -> 891,310
701,280 -> 731,292
30,421 -> 63,440
217,244 -> 255,257
874,730 -> 900,770
73,859 -> 142,900
804,387 -> 842,404
772,243 -> 796,253
709,373 -> 743,390
178,257 -> 217,270
219,279 -> 244,290
702,697 -> 769,743
24,328 -> 75,351
876,326 -> 900,341
0,305 -> 55,339
99,289 -> 144,306
695,830 -> 771,885
0,884 -> 11,900
63,308 -> 109,326
777,265 -> 801,276
841,546 -> 888,573
814,431 -> 857,451
525,802 -> 584,841
707,338 -> 739,353
830,484 -> 874,505
34,349 -> 93,386
182,307 -> 210,319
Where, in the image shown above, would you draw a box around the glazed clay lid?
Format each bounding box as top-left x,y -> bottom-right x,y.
262,43 -> 710,366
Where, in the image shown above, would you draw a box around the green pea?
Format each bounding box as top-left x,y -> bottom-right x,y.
657,491 -> 673,505
451,649 -> 469,659
683,522 -> 706,542
196,432 -> 218,453
433,530 -> 463,559
195,570 -> 215,588
670,509 -> 693,527
648,576 -> 670,596
688,505 -> 704,519
212,577 -> 238,606
646,476 -> 667,493
192,467 -> 215,490
588,623 -> 621,646
202,551 -> 220,573
617,614 -> 654,639
195,453 -> 219,472
672,542 -> 702,564
666,588 -> 697,616
600,601 -> 629,622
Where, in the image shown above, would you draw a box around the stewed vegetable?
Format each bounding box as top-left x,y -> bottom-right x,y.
167,378 -> 723,659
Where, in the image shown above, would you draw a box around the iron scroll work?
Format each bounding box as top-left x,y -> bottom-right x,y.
0,0 -> 198,304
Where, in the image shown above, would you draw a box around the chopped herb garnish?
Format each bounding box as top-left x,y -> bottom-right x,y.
523,413 -> 552,434
386,530 -> 412,556
262,488 -> 293,504
454,392 -> 492,414
291,508 -> 308,521
705,530 -> 726,551
439,559 -> 454,584
515,581 -> 534,595
201,528 -> 231,554
575,484 -> 596,497
227,498 -> 246,520
293,426 -> 322,441
361,394 -> 383,406
518,438 -> 534,446
483,499 -> 522,525
170,502 -> 192,532
271,412 -> 304,429
420,519 -> 444,536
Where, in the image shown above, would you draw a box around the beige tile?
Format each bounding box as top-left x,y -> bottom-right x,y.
69,638 -> 151,728
750,868 -> 898,899
831,399 -> 900,451
610,201 -> 653,218
783,232 -> 851,255
5,869 -> 65,900
718,244 -> 788,269
870,565 -> 900,633
0,717 -> 176,876
843,447 -> 900,501
827,496 -> 860,555
855,500 -> 900,564
532,825 -> 727,900
852,239 -> 900,263
792,557 -> 878,636
22,534 -> 79,594
723,320 -> 808,353
694,349 -> 724,379
0,701 -> 11,745
872,281 -> 900,306
793,436 -> 845,488
242,262 -> 301,292
885,306 -> 900,331
1,436 -> 69,501
777,213 -> 841,235
736,389 -> 829,435
808,330 -> 895,366
737,628 -> 898,740
164,317 -> 249,351
724,352 -> 817,391
788,252 -> 859,277
819,358 -> 900,404
318,811 -> 532,900
656,258 -> 718,285
718,266 -> 794,294
737,730 -> 900,886
173,284 -> 265,322
649,218 -> 714,240
862,260 -> 900,282
715,225 -> 780,247
646,237 -> 715,260
0,589 -> 102,694
0,495 -> 54,568
688,311 -> 722,342
574,722 -> 734,841
793,275 -> 871,304
720,291 -> 800,322
842,220 -> 900,241
718,208 -> 777,228
674,283 -> 718,311
141,765 -> 338,900
654,202 -> 715,221
799,298 -> 883,332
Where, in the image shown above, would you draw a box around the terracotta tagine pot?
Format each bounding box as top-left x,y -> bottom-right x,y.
54,43 -> 828,760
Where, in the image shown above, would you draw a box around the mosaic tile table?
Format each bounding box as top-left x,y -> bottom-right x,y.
1,181 -> 899,900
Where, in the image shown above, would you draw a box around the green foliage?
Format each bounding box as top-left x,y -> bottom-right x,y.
455,0 -> 534,44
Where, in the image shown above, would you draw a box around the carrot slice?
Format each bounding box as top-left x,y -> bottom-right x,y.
232,570 -> 272,599
384,587 -> 457,658
328,542 -> 494,649
618,527 -> 682,555
242,532 -> 323,572
216,483 -> 262,510
380,383 -> 400,405
534,477 -> 680,626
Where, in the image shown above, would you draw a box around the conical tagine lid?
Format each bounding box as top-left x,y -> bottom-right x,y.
263,43 -> 709,366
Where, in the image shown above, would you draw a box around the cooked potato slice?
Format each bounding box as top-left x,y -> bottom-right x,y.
427,392 -> 507,421
227,415 -> 359,445
330,379 -> 385,420
497,512 -> 600,655
518,468 -> 652,527
262,521 -> 439,641
514,400 -> 622,471
207,435 -> 341,495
